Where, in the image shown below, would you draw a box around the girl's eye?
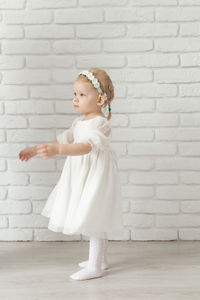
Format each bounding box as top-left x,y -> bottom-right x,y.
73,93 -> 85,96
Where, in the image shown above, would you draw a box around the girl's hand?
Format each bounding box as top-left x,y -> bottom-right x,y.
19,146 -> 37,162
36,143 -> 59,159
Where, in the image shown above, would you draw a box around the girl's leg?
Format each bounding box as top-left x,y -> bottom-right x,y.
70,236 -> 105,280
78,238 -> 109,269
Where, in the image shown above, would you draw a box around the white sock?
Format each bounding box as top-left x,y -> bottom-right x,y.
78,238 -> 109,269
70,236 -> 105,281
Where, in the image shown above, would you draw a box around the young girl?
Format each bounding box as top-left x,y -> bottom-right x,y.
19,67 -> 124,281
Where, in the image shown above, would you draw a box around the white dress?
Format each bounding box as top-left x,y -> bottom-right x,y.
41,115 -> 124,239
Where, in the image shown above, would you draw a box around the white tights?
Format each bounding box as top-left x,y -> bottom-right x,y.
69,236 -> 108,281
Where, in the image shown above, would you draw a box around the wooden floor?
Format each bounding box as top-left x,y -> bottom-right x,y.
0,240 -> 200,300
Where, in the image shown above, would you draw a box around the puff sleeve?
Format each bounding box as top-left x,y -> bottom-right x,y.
56,117 -> 80,144
79,117 -> 111,152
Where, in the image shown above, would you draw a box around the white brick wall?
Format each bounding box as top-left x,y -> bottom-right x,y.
1,0 -> 200,241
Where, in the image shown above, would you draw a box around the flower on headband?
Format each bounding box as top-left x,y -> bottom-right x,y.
93,81 -> 100,89
88,73 -> 94,81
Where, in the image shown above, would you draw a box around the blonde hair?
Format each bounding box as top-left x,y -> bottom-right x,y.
76,67 -> 114,120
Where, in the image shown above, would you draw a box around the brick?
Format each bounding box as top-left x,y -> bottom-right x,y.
104,39 -> 153,52
8,186 -> 53,200
0,229 -> 33,241
0,116 -> 26,128
108,114 -> 128,127
180,172 -> 200,184
31,85 -> 72,100
0,26 -> 23,38
156,158 -> 200,170
26,55 -> 75,68
131,229 -> 178,241
0,200 -> 31,214
181,53 -> 200,66
53,40 -> 101,54
130,172 -> 178,184
128,54 -> 179,67
9,158 -> 56,172
0,56 -> 24,69
155,38 -> 200,52
179,142 -> 200,156
180,114 -> 200,126
179,229 -> 200,240
131,200 -> 179,214
128,142 -> 176,155
0,216 -> 8,228
155,68 -> 200,83
0,86 -> 28,100
0,0 -> 25,9
181,201 -> 200,213
180,23 -> 200,36
157,98 -> 200,112
112,99 -> 155,113
3,70 -> 51,84
118,158 -> 153,170
156,7 -> 200,21
7,130 -> 54,142
156,215 -> 200,227
105,8 -> 154,22
130,113 -> 178,127
28,0 -> 76,9
30,173 -> 61,185
77,54 -> 125,68
0,172 -> 28,185
9,215 -> 47,228
112,128 -> 154,141
77,24 -> 125,38
108,68 -> 152,82
156,186 -> 200,200
122,185 -> 154,198
128,83 -> 177,97
55,9 -> 103,24
25,25 -> 74,39
180,83 -> 200,96
3,41 -> 50,54
179,0 -> 200,4
4,11 -> 52,24
5,100 -> 54,114
156,128 -> 200,141
52,70 -> 80,83
123,213 -> 154,227
130,0 -> 177,5
80,0 -> 127,6
128,23 -> 178,37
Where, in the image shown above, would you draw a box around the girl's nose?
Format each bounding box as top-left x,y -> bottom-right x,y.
73,96 -> 78,103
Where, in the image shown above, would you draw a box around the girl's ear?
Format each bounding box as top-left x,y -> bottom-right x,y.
97,94 -> 106,106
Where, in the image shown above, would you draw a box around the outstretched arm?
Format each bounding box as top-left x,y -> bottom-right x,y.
58,143 -> 92,156
36,142 -> 92,159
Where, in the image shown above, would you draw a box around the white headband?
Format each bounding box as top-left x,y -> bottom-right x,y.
78,70 -> 108,101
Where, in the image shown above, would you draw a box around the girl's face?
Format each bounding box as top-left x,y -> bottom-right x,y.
73,79 -> 102,114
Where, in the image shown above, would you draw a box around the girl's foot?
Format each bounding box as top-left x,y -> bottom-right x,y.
70,267 -> 104,281
78,260 -> 109,270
